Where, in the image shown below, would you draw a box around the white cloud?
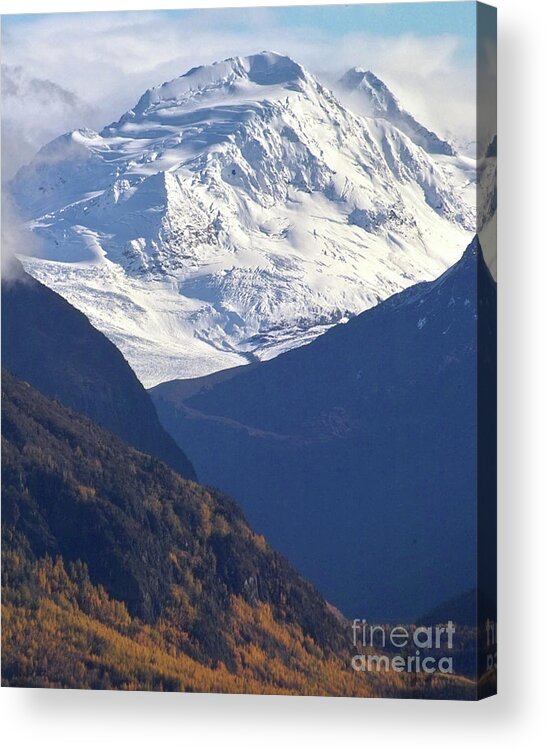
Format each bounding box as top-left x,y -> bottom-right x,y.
0,191 -> 43,279
1,65 -> 95,180
1,10 -> 476,176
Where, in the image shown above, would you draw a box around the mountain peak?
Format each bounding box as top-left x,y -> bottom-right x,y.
180,51 -> 306,88
35,127 -> 100,158
240,51 -> 307,85
341,67 -> 382,87
338,67 -> 455,156
340,67 -> 391,94
131,51 -> 307,116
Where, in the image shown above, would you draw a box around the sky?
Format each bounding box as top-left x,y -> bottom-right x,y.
1,3 -> 478,179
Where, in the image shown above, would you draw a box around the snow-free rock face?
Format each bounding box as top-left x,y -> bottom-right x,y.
338,68 -> 456,156
11,52 -> 474,386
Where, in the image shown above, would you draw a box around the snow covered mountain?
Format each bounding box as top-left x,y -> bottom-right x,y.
11,51 -> 474,387
337,68 -> 456,156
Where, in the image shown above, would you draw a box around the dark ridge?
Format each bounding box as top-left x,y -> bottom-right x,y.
152,238 -> 496,623
1,369 -> 346,658
1,262 -> 196,481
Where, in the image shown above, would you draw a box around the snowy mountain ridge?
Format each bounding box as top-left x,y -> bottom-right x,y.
337,67 -> 456,156
11,51 -> 475,386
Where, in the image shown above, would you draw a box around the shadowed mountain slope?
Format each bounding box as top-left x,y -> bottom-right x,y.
1,371 -> 473,697
2,264 -> 196,480
152,238 -> 496,623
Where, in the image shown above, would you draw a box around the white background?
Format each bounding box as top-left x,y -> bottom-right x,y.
1,1 -> 544,747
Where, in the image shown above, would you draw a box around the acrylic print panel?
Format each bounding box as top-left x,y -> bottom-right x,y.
1,1 -> 497,699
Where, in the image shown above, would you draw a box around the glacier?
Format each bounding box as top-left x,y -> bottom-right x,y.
11,51 -> 476,387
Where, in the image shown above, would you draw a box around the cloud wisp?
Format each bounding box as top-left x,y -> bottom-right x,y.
1,65 -> 96,180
